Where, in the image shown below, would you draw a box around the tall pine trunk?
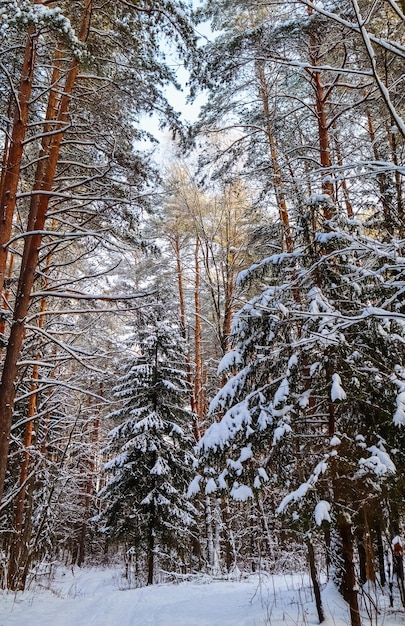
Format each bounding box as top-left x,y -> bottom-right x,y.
0,0 -> 93,507
256,61 -> 294,253
306,0 -> 334,212
0,24 -> 39,295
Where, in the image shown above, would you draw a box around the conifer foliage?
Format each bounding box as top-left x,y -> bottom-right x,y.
195,197 -> 405,623
99,301 -> 197,585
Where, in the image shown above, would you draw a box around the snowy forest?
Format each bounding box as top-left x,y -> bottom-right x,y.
0,1 -> 405,625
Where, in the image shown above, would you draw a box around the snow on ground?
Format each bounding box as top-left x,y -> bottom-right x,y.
0,566 -> 404,626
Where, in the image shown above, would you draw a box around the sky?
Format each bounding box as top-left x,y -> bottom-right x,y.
139,7 -> 212,164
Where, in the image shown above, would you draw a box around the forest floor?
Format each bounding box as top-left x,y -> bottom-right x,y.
0,565 -> 404,625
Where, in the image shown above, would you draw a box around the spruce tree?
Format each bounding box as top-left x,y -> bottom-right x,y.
99,299 -> 197,585
195,197 -> 405,623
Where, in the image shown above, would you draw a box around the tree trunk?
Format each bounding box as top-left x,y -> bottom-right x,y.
7,357 -> 42,589
76,406 -> 100,567
324,524 -> 331,579
0,25 -> 39,295
306,1 -> 334,215
386,120 -> 404,235
0,95 -> 13,203
363,513 -> 375,583
256,494 -> 274,561
220,499 -> 234,571
313,70 -> 334,204
221,248 -> 234,355
306,538 -> 325,623
357,534 -> 367,586
205,495 -> 220,574
256,62 -> 294,253
193,237 -> 203,441
0,0 -> 93,506
0,253 -> 14,343
175,234 -> 187,338
375,523 -> 386,586
173,234 -> 195,413
147,521 -> 155,585
332,125 -> 354,218
338,515 -> 362,626
366,107 -> 393,236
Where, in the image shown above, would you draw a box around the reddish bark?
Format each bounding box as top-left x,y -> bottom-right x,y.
256,62 -> 294,253
306,0 -> 334,218
0,95 -> 13,216
7,266 -> 49,588
0,0 -> 93,506
21,51 -> 64,246
0,253 -> 14,341
7,361 -> 40,588
0,27 -> 39,295
313,72 -> 334,203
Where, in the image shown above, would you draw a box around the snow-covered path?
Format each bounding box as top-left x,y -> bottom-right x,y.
0,566 -> 403,626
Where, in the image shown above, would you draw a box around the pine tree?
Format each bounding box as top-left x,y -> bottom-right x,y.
0,0 -> 196,589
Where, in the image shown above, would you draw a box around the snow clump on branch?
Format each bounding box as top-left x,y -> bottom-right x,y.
0,0 -> 87,59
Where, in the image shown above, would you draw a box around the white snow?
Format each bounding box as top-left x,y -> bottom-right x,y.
187,474 -> 202,497
0,566 -> 403,626
239,445 -> 253,463
358,445 -> 396,476
277,302 -> 289,316
276,481 -> 311,513
315,231 -> 344,244
314,500 -> 332,526
226,445 -> 253,476
393,391 -> 405,426
331,373 -> 347,401
217,470 -> 228,489
392,536 -> 403,549
205,477 -> 217,494
257,467 -> 269,481
150,457 -> 169,475
230,483 -> 253,501
298,390 -> 311,408
208,367 -> 250,417
306,193 -> 334,205
272,422 -> 292,444
273,377 -> 289,407
199,397 -> 253,454
276,458 -> 329,514
310,361 -> 321,376
217,350 -> 243,375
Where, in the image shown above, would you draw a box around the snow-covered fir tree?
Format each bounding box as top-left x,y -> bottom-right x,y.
99,300 -> 197,585
193,196 -> 405,625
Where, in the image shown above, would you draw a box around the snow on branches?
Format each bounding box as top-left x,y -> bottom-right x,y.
0,1 -> 86,58
193,208 -> 405,537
